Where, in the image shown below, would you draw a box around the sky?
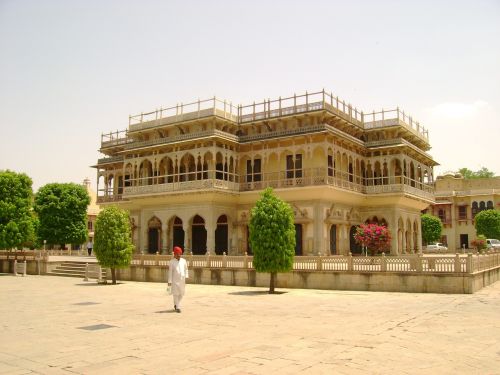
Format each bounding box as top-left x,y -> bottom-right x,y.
0,0 -> 499,192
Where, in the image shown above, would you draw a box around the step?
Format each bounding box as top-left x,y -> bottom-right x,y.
47,271 -> 87,278
56,265 -> 88,271
50,269 -> 100,276
47,271 -> 106,278
48,261 -> 107,279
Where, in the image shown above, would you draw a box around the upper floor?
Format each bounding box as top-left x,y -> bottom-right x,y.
99,90 -> 431,157
95,90 -> 437,204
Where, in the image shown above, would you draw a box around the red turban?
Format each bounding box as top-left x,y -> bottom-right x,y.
173,246 -> 183,255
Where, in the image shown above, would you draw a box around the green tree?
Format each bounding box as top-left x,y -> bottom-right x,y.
34,183 -> 90,247
458,167 -> 496,179
475,209 -> 500,239
94,206 -> 134,284
249,188 -> 295,293
0,170 -> 35,249
421,214 -> 443,245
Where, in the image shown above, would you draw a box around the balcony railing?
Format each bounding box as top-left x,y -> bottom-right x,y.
97,156 -> 124,164
123,129 -> 239,151
123,179 -> 240,196
98,167 -> 434,201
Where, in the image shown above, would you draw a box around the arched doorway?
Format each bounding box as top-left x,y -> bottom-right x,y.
350,226 -> 362,255
330,225 -> 337,255
215,215 -> 228,255
172,217 -> 184,250
191,215 -> 207,255
295,224 -> 303,255
148,217 -> 161,254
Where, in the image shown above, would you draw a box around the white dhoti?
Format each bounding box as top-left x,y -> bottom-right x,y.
168,257 -> 189,309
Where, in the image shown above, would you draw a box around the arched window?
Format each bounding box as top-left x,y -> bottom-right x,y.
472,201 -> 478,218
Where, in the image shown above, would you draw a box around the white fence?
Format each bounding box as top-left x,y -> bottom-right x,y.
132,252 -> 500,274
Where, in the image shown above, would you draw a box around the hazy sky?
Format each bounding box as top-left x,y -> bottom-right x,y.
1,0 -> 499,191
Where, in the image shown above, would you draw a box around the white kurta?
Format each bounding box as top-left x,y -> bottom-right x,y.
168,257 -> 189,296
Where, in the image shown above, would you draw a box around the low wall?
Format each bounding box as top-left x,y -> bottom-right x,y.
2,254 -> 499,294
115,264 -> 500,294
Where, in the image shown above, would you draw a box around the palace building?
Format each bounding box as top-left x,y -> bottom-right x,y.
94,90 -> 437,256
424,174 -> 500,250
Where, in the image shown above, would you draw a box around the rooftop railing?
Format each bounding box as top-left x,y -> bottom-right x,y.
117,90 -> 428,141
128,97 -> 238,132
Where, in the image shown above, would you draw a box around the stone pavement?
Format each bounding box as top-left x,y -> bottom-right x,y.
1,275 -> 499,375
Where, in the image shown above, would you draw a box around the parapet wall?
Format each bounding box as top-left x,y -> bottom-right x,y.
1,251 -> 499,294
114,265 -> 499,294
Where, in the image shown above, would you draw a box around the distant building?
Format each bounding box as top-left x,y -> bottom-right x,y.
94,90 -> 437,255
83,178 -> 100,242
423,174 -> 500,250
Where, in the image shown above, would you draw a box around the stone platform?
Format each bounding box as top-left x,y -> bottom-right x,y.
1,275 -> 499,374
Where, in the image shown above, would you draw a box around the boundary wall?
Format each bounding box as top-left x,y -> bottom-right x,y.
1,251 -> 499,294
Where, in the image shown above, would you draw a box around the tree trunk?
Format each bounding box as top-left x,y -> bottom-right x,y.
111,268 -> 116,284
269,272 -> 276,294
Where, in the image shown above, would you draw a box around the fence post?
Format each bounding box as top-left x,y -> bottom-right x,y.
454,253 -> 461,273
466,253 -> 473,273
317,256 -> 322,271
348,252 -> 353,271
97,265 -> 103,283
381,253 -> 387,272
22,260 -> 26,276
14,259 -> 17,276
36,250 -> 41,275
223,252 -> 227,268
244,252 -> 248,268
416,254 -> 423,272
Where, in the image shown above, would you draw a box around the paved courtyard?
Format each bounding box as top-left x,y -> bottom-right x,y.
1,274 -> 499,375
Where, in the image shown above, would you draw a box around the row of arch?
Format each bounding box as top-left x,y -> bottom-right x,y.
142,213 -> 420,256
98,146 -> 433,196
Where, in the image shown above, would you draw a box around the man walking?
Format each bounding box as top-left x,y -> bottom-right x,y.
168,246 -> 189,313
86,240 -> 93,256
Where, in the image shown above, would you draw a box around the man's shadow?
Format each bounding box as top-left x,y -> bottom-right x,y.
155,309 -> 177,314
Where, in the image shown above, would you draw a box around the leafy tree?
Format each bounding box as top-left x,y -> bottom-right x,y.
94,206 -> 134,284
458,167 -> 496,179
354,223 -> 391,256
34,183 -> 90,247
475,209 -> 500,239
21,214 -> 40,250
0,170 -> 35,249
421,214 -> 443,244
249,188 -> 295,293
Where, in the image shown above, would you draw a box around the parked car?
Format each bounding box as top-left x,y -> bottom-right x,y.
486,239 -> 500,249
425,243 -> 448,251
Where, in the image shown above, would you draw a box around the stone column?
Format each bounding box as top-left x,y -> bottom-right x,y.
388,213 -> 399,255
313,203 -> 324,255
161,222 -> 168,254
183,222 -> 191,254
206,220 -> 215,254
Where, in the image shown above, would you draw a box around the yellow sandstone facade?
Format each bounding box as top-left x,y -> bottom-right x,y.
425,174 -> 500,250
94,90 -> 437,256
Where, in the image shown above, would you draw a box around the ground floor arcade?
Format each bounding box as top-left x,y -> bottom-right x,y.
128,198 -> 423,256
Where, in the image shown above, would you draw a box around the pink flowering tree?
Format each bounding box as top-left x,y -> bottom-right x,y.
354,223 -> 392,256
